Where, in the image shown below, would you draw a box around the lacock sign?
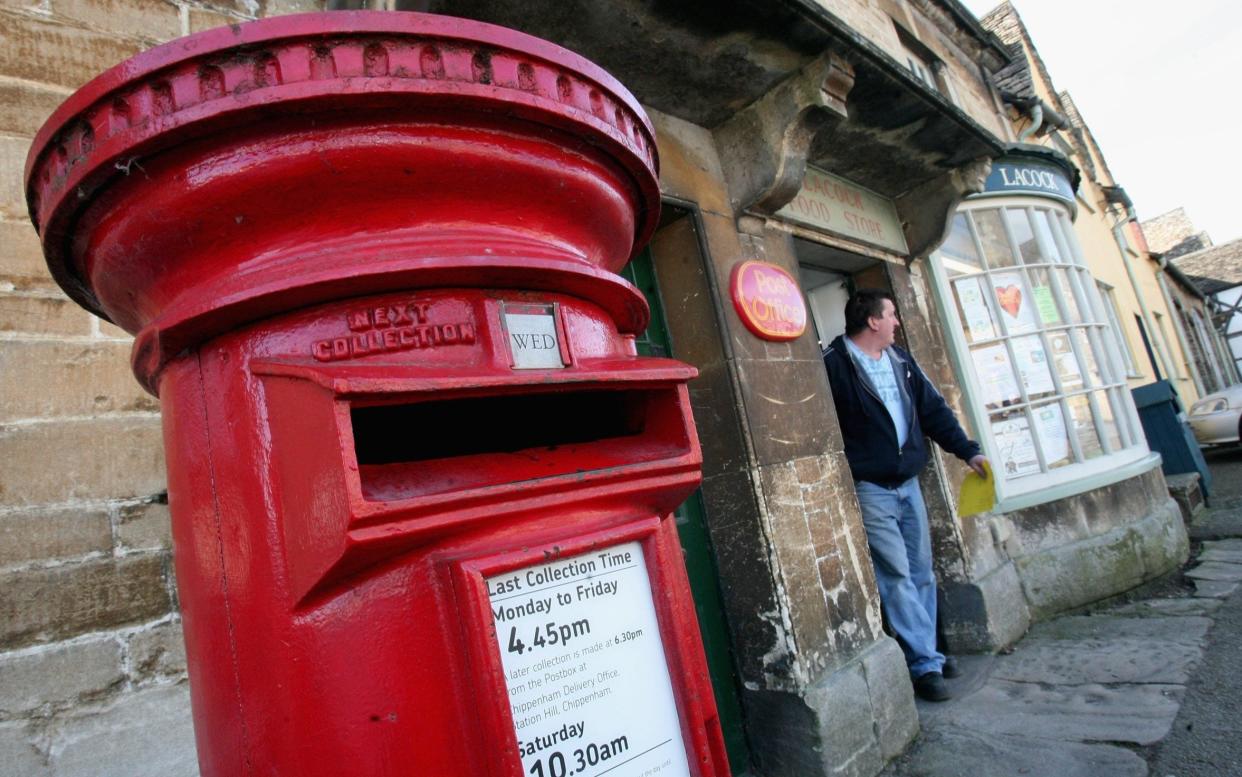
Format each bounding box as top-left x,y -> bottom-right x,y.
488,542 -> 691,777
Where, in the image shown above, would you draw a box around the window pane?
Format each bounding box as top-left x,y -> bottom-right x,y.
1006,209 -> 1043,264
991,271 -> 1038,334
1028,268 -> 1063,326
953,276 -> 997,342
941,213 -> 983,277
1072,328 -> 1103,387
1087,326 -> 1120,384
1067,394 -> 1103,459
990,409 -> 1041,478
1032,401 -> 1072,469
1011,335 -> 1056,400
1049,331 -> 1084,391
1056,211 -> 1087,266
1031,210 -> 1064,263
1052,269 -> 1081,321
1047,208 -> 1074,264
973,209 -> 1017,268
970,343 -> 1021,409
1096,390 -> 1124,452
1071,269 -> 1105,325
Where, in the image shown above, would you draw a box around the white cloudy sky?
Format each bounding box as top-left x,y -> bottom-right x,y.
960,0 -> 1242,244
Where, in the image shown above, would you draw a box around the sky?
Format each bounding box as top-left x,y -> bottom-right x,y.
959,0 -> 1242,245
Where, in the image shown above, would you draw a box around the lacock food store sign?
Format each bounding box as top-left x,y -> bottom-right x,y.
776,166 -> 909,254
488,542 -> 691,777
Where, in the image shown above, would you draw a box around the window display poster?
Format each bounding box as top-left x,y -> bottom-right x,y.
991,412 -> 1041,477
954,276 -> 996,341
970,344 -> 1021,408
992,272 -> 1037,333
1049,333 -> 1083,391
1033,284 -> 1061,325
1033,403 -> 1070,466
1010,336 -> 1055,396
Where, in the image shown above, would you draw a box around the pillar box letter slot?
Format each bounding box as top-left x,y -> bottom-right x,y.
26,12 -> 730,776
351,388 -> 689,501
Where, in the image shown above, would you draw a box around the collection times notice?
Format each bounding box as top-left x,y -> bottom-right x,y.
487,541 -> 691,777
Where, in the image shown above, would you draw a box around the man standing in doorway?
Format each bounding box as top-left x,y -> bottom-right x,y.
823,289 -> 987,702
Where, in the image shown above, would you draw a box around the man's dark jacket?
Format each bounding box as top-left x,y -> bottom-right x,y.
823,335 -> 980,487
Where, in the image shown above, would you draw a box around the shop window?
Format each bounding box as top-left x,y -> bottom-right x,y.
1097,282 -> 1140,377
932,199 -> 1148,498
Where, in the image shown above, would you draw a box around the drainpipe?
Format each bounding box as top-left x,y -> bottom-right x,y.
1000,91 -> 1068,142
1103,185 -> 1177,383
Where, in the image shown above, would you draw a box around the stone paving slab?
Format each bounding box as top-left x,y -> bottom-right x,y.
1197,548 -> 1242,563
1108,596 -> 1223,617
885,727 -> 1147,777
934,680 -> 1183,746
1200,538 -> 1242,553
1192,579 -> 1239,598
988,638 -> 1202,685
1025,614 -> 1211,644
1184,561 -> 1242,582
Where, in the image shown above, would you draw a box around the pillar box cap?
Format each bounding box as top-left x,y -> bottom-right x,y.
25,12 -> 660,392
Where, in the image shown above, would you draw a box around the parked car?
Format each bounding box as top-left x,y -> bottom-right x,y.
1188,384 -> 1242,447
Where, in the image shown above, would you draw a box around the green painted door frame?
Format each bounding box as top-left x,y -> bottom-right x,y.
622,250 -> 751,772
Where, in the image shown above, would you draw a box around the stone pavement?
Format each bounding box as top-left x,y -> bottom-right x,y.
883,447 -> 1242,777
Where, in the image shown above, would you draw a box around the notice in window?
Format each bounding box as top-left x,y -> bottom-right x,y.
971,344 -> 1021,409
1049,333 -> 1083,391
1010,336 -> 1055,397
954,277 -> 996,341
991,413 -> 1040,477
488,543 -> 691,777
1033,284 -> 1061,325
992,272 -> 1037,334
1033,403 -> 1071,467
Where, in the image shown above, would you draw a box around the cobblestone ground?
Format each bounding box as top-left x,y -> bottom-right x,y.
883,446 -> 1242,777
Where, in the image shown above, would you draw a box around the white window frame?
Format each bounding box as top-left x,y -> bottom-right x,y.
1096,282 -> 1142,378
930,196 -> 1155,509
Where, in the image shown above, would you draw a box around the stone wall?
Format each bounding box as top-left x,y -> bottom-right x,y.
0,0 -> 321,772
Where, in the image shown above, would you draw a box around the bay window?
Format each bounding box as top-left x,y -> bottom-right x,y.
932,198 -> 1148,500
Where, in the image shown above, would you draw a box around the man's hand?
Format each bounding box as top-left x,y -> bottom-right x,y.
967,454 -> 988,478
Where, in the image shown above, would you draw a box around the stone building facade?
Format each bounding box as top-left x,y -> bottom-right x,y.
0,0 -> 324,772
1,1 -> 1193,775
1170,238 -> 1242,384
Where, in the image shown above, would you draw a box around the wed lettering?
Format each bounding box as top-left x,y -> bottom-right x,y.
511,332 -> 558,350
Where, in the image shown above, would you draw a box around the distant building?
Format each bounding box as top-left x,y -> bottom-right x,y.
1144,208 -> 1215,260
1172,239 -> 1242,382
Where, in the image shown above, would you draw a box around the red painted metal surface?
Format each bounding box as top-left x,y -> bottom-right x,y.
26,12 -> 729,777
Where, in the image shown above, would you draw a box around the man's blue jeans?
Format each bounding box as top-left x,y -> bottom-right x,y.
855,478 -> 944,678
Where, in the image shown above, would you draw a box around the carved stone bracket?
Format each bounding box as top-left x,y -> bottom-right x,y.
713,52 -> 855,217
895,157 -> 992,261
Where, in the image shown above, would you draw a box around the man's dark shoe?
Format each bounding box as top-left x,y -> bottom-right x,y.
913,671 -> 951,702
942,656 -> 961,679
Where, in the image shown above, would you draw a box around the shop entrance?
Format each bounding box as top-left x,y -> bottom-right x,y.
793,237 -> 892,350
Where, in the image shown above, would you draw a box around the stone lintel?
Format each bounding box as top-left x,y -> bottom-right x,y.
714,51 -> 856,217
895,156 -> 992,261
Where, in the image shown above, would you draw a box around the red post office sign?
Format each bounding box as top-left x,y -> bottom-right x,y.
729,260 -> 808,341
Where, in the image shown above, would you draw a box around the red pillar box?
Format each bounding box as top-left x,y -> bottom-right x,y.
25,13 -> 729,777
